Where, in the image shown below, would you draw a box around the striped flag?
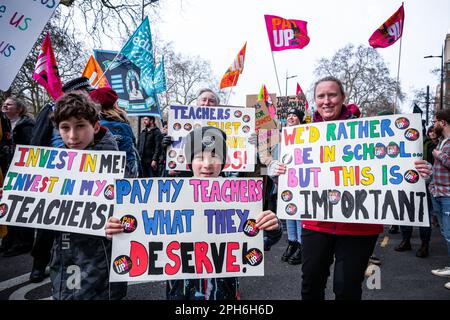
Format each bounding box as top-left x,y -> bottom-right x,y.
32,33 -> 63,100
219,42 -> 247,89
82,55 -> 110,88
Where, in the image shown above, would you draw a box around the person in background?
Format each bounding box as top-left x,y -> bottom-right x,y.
0,110 -> 13,249
89,87 -> 139,178
429,108 -> 450,290
268,108 -> 305,265
1,97 -> 35,257
138,116 -> 162,178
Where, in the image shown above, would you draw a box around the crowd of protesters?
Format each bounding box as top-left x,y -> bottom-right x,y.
0,75 -> 449,299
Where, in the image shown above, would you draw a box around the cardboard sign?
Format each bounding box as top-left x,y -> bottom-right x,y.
276,96 -> 309,126
110,177 -> 264,282
246,94 -> 277,131
0,0 -> 60,91
166,105 -> 256,172
0,146 -> 126,236
277,114 -> 430,227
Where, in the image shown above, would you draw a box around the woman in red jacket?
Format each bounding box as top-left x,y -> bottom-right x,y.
299,76 -> 432,300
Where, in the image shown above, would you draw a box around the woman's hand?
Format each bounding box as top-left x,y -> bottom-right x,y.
105,216 -> 124,240
268,160 -> 286,177
256,210 -> 280,231
414,160 -> 432,180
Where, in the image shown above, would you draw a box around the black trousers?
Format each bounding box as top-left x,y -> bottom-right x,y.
30,229 -> 54,268
301,229 -> 378,300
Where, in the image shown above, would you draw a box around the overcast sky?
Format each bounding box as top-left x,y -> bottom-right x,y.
151,0 -> 449,112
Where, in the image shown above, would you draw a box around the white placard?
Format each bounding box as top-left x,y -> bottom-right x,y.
166,105 -> 256,172
0,0 -> 60,91
277,114 -> 429,227
0,145 -> 126,236
110,177 -> 264,282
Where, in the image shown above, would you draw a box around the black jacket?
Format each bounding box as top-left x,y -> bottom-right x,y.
138,126 -> 162,163
12,114 -> 35,146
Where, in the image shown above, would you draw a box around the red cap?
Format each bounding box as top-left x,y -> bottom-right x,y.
89,87 -> 118,109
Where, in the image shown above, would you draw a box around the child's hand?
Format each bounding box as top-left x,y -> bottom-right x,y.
105,217 -> 124,240
255,210 -> 280,231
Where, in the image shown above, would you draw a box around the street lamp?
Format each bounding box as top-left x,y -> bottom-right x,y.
424,46 -> 444,110
285,71 -> 297,100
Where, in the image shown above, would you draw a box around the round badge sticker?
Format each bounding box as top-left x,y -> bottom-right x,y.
244,248 -> 263,266
168,150 -> 177,158
281,190 -> 293,202
285,203 -> 297,215
395,117 -> 410,129
404,170 -> 419,184
177,155 -> 185,163
282,154 -> 293,165
120,215 -> 137,233
112,255 -> 132,275
374,143 -> 386,159
173,123 -> 181,131
243,219 -> 259,237
387,142 -> 400,158
243,115 -> 250,123
168,161 -> 177,169
234,110 -> 242,118
104,184 -> 115,200
242,125 -> 250,133
328,190 -> 341,204
184,123 -> 192,131
0,203 -> 8,219
404,128 -> 419,141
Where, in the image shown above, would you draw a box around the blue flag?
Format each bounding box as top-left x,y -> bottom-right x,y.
121,17 -> 155,96
153,56 -> 166,94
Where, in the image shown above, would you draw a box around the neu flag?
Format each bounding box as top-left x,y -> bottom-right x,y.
369,4 -> 404,49
219,42 -> 247,89
32,33 -> 63,100
258,84 -> 277,119
82,55 -> 110,88
153,56 -> 166,94
121,17 -> 155,96
296,82 -> 309,110
264,15 -> 310,51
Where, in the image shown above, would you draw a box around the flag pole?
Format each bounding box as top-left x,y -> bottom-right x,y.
270,52 -> 283,97
393,34 -> 403,114
225,73 -> 238,105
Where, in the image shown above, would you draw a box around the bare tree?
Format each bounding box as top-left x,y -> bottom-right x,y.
1,13 -> 88,115
314,44 -> 404,116
155,42 -> 221,119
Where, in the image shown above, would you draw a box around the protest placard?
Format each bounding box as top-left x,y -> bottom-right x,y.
110,177 -> 264,282
0,0 -> 60,91
166,105 -> 256,172
0,145 -> 126,236
277,114 -> 429,227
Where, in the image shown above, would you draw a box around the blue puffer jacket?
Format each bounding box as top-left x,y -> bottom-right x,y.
100,116 -> 139,178
50,127 -> 128,300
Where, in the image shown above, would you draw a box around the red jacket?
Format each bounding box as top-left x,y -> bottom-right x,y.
303,104 -> 383,235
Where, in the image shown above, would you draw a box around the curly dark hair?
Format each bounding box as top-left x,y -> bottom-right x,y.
51,92 -> 99,126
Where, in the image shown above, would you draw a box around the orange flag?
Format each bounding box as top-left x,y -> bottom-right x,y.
82,55 -> 110,88
219,42 -> 247,89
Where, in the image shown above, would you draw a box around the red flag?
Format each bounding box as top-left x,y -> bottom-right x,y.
369,4 -> 404,49
264,15 -> 310,51
220,42 -> 247,89
33,33 -> 63,100
296,82 -> 309,110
